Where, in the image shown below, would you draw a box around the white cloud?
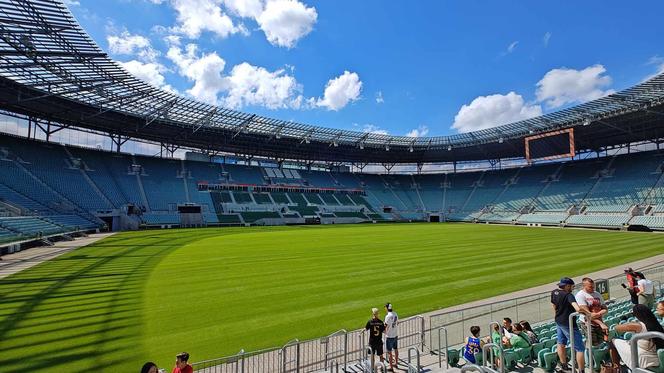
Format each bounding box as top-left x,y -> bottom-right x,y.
256,0 -> 317,48
375,91 -> 384,104
63,0 -> 80,6
170,0 -> 241,39
107,31 -> 159,62
359,124 -> 388,135
119,60 -> 175,92
535,64 -> 614,109
167,43 -> 303,109
506,41 -> 519,53
315,71 -> 362,111
167,44 -> 228,104
223,0 -> 264,18
644,56 -> 664,81
452,92 -> 542,133
543,32 -> 552,47
222,62 -> 304,109
406,125 -> 429,137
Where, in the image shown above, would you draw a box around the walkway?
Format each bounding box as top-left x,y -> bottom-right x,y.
0,232 -> 115,279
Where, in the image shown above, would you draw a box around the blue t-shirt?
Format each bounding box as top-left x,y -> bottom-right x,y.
463,336 -> 481,363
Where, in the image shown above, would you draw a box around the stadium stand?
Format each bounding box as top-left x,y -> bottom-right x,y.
3,129 -> 664,243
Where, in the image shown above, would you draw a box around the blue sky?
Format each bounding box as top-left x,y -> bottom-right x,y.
66,0 -> 664,137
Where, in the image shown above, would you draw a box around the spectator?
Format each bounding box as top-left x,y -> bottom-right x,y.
502,317 -> 513,338
365,308 -> 385,372
609,304 -> 664,370
509,323 -> 531,349
635,273 -> 655,308
575,277 -> 609,344
463,326 -> 484,364
519,321 -> 539,344
141,362 -> 159,373
624,268 -> 640,305
551,277 -> 588,372
384,303 -> 399,371
172,352 -> 192,373
656,301 -> 664,319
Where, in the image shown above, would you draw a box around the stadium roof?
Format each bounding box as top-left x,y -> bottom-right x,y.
1,0 -> 664,163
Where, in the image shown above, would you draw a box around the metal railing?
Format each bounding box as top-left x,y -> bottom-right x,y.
193,264 -> 664,373
568,312 -> 593,373
428,265 -> 664,351
629,331 -> 664,373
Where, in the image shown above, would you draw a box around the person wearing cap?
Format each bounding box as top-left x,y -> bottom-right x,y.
365,308 -> 385,371
384,303 -> 399,371
551,277 -> 588,373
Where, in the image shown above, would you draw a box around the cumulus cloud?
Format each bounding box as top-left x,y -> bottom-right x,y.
406,125 -> 429,137
107,31 -> 159,62
166,43 -> 303,109
315,71 -> 362,111
256,0 -> 318,48
159,0 -> 317,48
223,0 -> 264,18
167,44 -> 229,104
63,0 -> 80,6
119,60 -> 175,92
535,64 -> 614,109
222,62 -> 304,109
452,92 -> 542,133
170,0 -> 241,39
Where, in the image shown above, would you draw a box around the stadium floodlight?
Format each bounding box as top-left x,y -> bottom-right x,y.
447,145 -> 452,151
409,146 -> 414,152
583,118 -> 592,126
359,143 -> 364,150
385,145 -> 390,151
498,137 -> 504,144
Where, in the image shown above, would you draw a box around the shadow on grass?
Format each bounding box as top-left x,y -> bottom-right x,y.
0,229 -> 227,373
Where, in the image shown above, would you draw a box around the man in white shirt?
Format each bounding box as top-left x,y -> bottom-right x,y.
575,277 -> 608,345
384,303 -> 399,371
636,274 -> 655,308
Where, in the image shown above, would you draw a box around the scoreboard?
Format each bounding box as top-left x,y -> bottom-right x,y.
525,128 -> 575,163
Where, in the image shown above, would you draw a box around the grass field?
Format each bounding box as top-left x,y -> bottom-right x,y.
0,223 -> 662,372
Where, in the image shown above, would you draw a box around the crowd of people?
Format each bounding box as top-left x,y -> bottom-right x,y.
140,269 -> 660,373
459,271 -> 662,373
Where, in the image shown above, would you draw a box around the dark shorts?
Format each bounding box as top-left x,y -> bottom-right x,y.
386,337 -> 398,352
370,341 -> 384,356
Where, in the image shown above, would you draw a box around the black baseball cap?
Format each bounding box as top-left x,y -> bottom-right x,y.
384,303 -> 392,311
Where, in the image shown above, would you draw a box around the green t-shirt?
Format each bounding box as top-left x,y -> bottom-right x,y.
510,333 -> 530,349
491,331 -> 502,345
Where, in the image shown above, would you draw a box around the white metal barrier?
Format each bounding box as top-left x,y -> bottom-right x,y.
629,331 -> 664,373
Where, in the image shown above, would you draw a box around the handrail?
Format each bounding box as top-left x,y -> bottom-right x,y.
568,311 -> 593,373
629,331 -> 664,373
433,326 -> 449,369
281,338 -> 300,373
481,343 -> 499,373
322,329 -> 348,371
408,347 -> 421,371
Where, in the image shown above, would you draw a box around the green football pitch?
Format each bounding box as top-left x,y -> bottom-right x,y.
0,223 -> 662,372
